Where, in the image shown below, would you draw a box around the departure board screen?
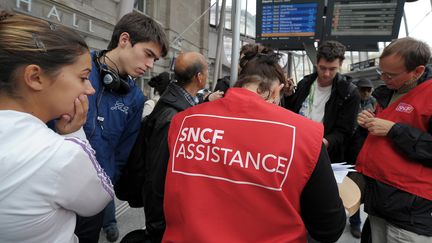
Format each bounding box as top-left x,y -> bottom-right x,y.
331,0 -> 398,36
256,0 -> 325,50
261,3 -> 318,38
324,0 -> 405,50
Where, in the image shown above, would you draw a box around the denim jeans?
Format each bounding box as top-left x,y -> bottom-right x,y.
103,200 -> 117,230
349,210 -> 361,227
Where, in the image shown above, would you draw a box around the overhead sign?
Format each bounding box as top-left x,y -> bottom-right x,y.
256,0 -> 325,50
350,59 -> 376,71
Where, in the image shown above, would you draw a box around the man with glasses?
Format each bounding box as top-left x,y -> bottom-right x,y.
356,37 -> 432,242
376,68 -> 408,81
284,40 -> 360,166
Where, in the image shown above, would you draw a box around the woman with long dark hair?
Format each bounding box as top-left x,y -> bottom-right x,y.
0,11 -> 113,242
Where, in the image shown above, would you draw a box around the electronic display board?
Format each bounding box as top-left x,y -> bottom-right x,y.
323,0 -> 405,51
256,0 -> 325,50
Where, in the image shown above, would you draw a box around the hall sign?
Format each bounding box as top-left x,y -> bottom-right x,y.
15,0 -> 95,33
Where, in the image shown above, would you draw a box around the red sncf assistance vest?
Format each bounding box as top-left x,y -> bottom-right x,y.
356,80 -> 432,200
163,88 -> 324,243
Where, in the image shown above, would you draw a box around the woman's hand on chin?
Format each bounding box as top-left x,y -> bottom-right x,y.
55,95 -> 89,135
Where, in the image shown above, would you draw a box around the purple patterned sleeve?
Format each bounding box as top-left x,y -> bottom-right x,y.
64,137 -> 114,197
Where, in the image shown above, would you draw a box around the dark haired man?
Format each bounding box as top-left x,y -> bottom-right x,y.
142,52 -> 208,242
76,12 -> 168,242
356,37 -> 432,242
284,41 -> 360,164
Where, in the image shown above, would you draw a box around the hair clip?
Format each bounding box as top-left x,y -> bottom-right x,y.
31,33 -> 47,52
48,21 -> 56,31
0,11 -> 13,22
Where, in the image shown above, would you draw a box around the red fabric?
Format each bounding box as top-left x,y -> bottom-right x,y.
163,88 -> 324,243
356,80 -> 432,200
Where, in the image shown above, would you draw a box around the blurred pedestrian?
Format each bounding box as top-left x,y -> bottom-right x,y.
143,72 -> 171,118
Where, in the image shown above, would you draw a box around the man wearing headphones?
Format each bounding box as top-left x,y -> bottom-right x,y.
76,12 -> 168,243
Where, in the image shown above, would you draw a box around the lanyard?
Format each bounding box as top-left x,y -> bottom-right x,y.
307,82 -> 316,115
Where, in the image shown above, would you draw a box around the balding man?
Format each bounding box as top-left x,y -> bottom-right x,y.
142,52 -> 208,242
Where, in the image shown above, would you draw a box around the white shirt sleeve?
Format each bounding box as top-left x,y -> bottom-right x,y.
54,138 -> 113,217
142,99 -> 156,118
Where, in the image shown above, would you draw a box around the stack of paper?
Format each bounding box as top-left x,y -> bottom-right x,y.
332,162 -> 361,216
331,162 -> 356,183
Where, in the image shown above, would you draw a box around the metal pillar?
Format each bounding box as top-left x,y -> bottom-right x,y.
212,0 -> 226,90
287,52 -> 293,77
403,10 -> 409,36
230,0 -> 241,86
302,43 -> 317,66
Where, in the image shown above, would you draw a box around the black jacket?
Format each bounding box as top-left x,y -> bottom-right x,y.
302,145 -> 347,242
364,65 -> 432,236
142,83 -> 193,238
344,96 -> 377,165
284,72 -> 360,163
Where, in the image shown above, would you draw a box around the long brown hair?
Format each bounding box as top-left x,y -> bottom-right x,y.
0,10 -> 89,96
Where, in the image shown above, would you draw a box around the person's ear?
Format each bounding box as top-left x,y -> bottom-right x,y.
272,83 -> 284,97
413,65 -> 425,79
23,64 -> 44,91
268,82 -> 284,104
119,32 -> 130,48
197,72 -> 204,83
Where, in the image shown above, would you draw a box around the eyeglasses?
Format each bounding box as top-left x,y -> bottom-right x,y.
375,68 -> 407,80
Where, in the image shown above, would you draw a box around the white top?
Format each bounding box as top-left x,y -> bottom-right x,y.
299,81 -> 332,122
0,111 -> 113,243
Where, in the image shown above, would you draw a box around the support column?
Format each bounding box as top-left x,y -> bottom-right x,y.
230,0 -> 241,86
212,0 -> 226,90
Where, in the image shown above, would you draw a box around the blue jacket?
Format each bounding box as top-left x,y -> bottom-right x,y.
83,51 -> 146,182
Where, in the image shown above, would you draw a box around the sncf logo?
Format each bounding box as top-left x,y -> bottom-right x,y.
172,114 -> 296,191
395,103 -> 414,113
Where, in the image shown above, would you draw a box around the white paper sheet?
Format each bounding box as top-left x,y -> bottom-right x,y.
332,162 -> 356,183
